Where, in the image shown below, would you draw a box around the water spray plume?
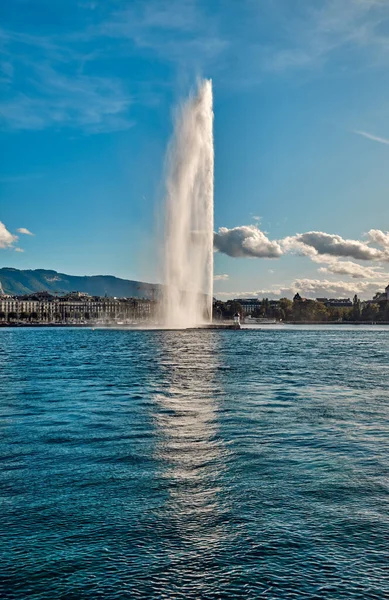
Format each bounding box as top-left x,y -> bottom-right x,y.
162,79 -> 214,328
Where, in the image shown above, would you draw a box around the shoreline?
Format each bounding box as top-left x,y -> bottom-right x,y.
284,321 -> 389,325
1,321 -> 389,328
0,322 -> 91,328
0,322 -> 239,329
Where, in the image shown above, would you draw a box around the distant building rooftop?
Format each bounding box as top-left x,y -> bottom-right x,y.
316,298 -> 352,307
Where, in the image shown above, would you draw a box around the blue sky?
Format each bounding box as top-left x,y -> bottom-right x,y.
1,0 -> 389,298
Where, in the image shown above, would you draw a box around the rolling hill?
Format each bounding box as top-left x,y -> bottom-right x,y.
0,268 -> 160,298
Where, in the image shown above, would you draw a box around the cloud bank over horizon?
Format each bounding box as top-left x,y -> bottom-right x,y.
215,278 -> 387,301
213,223 -> 389,299
214,224 -> 389,261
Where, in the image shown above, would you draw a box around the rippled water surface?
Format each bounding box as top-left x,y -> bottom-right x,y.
1,327 -> 389,599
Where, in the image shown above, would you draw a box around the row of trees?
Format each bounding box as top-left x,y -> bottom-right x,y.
214,295 -> 389,323
346,294 -> 389,322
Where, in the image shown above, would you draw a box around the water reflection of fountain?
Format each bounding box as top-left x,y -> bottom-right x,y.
153,332 -> 230,589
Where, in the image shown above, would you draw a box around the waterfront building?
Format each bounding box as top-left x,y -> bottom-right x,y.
0,293 -> 154,324
233,298 -> 261,314
316,298 -> 353,308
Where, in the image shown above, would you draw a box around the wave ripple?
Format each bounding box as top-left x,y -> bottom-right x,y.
1,327 -> 389,599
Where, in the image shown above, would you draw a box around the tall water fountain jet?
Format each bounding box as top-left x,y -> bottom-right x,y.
162,79 -> 214,328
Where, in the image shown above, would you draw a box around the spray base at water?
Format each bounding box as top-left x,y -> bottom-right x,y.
161,79 -> 214,329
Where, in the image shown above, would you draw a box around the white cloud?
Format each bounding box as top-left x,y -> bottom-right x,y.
353,130 -> 389,145
216,290 -> 275,299
0,221 -> 17,249
14,247 -> 24,252
242,0 -> 389,81
317,258 -> 389,279
92,0 -> 389,82
216,226 -> 389,263
1,0 -> 389,135
214,225 -> 283,258
281,235 -> 318,258
214,277 -> 386,301
17,227 -> 34,235
214,274 -> 229,281
284,278 -> 383,299
0,67 -> 132,132
367,228 -> 389,248
0,31 -> 132,133
213,223 -> 389,300
84,0 -> 227,68
284,230 -> 384,261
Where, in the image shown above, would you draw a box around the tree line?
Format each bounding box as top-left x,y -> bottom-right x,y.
214,294 -> 389,323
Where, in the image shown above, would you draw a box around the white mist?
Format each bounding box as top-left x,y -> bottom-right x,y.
162,79 -> 214,328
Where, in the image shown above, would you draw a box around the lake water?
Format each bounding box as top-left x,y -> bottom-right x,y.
1,327 -> 389,599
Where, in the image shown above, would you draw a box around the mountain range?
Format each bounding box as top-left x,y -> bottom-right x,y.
0,268 -> 160,298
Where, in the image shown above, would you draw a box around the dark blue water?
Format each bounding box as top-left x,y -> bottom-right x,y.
1,327 -> 388,599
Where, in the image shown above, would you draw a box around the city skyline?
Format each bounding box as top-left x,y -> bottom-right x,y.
1,0 -> 389,299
